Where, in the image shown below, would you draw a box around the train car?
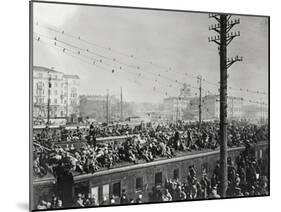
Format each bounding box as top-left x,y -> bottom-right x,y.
32,141 -> 268,208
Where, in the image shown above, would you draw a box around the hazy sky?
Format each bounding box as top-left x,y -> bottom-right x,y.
33,2 -> 268,104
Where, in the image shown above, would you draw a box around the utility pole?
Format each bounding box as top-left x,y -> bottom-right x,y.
209,14 -> 242,197
47,72 -> 51,126
197,75 -> 202,128
120,87 -> 123,122
106,89 -> 109,124
65,80 -> 68,121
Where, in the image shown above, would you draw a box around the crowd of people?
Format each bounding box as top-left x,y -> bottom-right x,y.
36,142 -> 268,209
33,120 -> 268,178
149,147 -> 268,202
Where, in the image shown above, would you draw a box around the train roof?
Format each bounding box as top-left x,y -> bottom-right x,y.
33,141 -> 268,185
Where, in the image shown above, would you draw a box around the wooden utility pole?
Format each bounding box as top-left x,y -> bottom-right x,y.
106,89 -> 109,124
197,75 -> 202,128
47,72 -> 51,126
120,87 -> 123,122
209,14 -> 242,197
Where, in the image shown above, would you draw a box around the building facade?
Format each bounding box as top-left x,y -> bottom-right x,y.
201,95 -> 243,120
33,66 -> 80,124
163,97 -> 192,121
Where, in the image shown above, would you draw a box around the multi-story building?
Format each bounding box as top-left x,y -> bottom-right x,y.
79,95 -> 119,122
64,74 -> 80,122
33,66 -> 80,124
163,97 -> 192,121
180,94 -> 244,121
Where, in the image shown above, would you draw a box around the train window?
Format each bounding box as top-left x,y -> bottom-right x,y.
91,186 -> 99,203
113,182 -> 121,197
155,172 -> 162,186
136,177 -> 143,191
173,169 -> 179,180
102,184 -> 109,201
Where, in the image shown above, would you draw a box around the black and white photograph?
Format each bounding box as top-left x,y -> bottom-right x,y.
30,1 -> 269,211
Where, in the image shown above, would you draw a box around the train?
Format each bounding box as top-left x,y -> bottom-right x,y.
32,141 -> 268,209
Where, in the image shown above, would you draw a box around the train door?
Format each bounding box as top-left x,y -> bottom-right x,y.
112,181 -> 121,204
112,181 -> 121,197
155,172 -> 162,187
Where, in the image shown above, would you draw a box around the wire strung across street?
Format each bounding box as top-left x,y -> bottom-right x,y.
33,29 -> 268,106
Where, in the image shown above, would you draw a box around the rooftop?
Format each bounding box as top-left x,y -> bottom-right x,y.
33,141 -> 268,185
33,66 -> 63,74
63,74 -> 80,79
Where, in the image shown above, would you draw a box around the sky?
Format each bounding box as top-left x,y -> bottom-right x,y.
33,2 -> 269,104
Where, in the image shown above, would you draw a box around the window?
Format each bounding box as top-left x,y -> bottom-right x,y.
54,99 -> 57,104
112,182 -> 121,197
102,184 -> 109,200
136,177 -> 143,191
91,186 -> 99,203
259,149 -> 263,159
173,169 -> 179,180
155,172 -> 162,186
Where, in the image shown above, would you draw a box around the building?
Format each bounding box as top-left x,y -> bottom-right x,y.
201,95 -> 243,120
163,97 -> 192,121
184,94 -> 244,121
79,94 -> 121,122
33,66 -> 80,124
64,74 -> 80,122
